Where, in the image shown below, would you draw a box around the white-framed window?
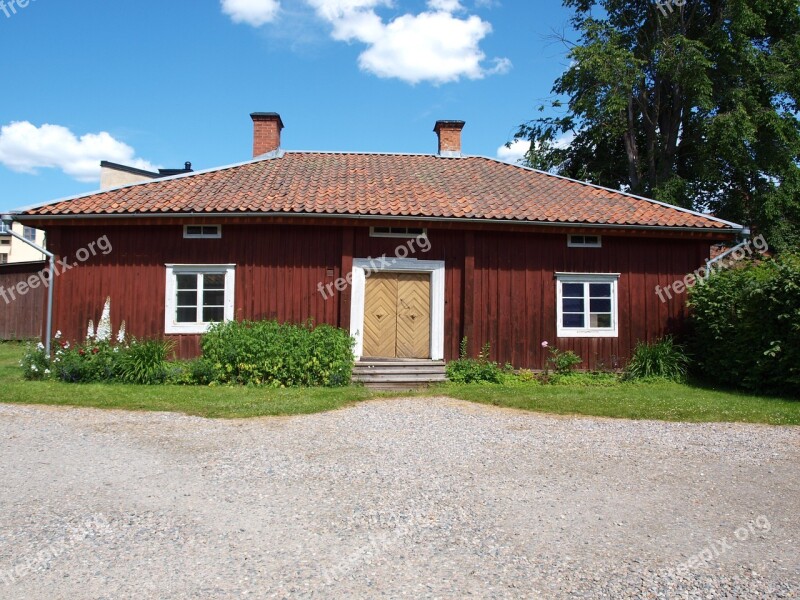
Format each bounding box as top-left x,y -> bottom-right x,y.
23,226 -> 36,242
164,264 -> 235,334
568,234 -> 602,248
183,225 -> 222,239
0,253 -> 7,264
0,222 -> 10,234
370,226 -> 427,238
556,273 -> 620,338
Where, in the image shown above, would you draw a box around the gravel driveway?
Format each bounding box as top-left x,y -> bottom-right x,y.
0,398 -> 798,599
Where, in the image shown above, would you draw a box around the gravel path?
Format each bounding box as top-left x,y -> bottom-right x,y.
0,398 -> 798,599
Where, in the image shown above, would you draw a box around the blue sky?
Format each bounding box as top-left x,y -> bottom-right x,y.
0,0 -> 575,212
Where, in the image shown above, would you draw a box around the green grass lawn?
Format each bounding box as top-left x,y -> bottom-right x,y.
431,380 -> 800,425
0,343 -> 373,418
2,342 -> 798,423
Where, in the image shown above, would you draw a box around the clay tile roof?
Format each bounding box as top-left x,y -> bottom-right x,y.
22,152 -> 738,230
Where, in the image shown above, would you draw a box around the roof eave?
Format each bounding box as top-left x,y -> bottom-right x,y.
10,210 -> 742,235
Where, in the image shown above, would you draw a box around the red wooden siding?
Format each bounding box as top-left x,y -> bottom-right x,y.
45,222 -> 710,368
0,262 -> 47,340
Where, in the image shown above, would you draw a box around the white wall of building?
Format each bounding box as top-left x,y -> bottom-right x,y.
0,222 -> 46,264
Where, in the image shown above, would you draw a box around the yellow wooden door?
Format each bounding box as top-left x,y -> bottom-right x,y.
362,272 -> 431,359
396,273 -> 431,359
363,273 -> 398,358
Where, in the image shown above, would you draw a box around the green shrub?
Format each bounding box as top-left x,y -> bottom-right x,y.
688,253 -> 800,395
51,341 -> 119,383
547,348 -> 582,375
446,339 -> 503,384
200,320 -> 355,387
20,342 -> 50,380
115,339 -> 174,385
187,358 -> 218,385
623,337 -> 689,382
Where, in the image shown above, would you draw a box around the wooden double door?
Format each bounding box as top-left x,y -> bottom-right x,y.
363,272 -> 431,359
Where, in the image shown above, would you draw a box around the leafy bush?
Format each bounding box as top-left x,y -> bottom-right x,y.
20,342 -> 50,380
623,337 -> 689,382
115,339 -> 174,384
547,348 -> 582,374
688,253 -> 800,395
50,340 -> 119,383
446,339 -> 504,384
200,320 -> 355,387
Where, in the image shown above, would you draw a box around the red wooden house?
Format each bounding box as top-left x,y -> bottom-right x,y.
12,112 -> 742,370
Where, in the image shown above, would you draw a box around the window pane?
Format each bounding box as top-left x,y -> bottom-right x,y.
373,227 -> 390,234
584,236 -> 599,245
563,314 -> 584,328
591,313 -> 612,328
203,290 -> 225,306
203,306 -> 225,322
23,226 -> 36,241
563,298 -> 584,313
590,299 -> 611,313
562,283 -> 584,297
407,228 -> 424,235
177,291 -> 198,306
204,274 -> 225,290
590,283 -> 611,297
176,274 -> 197,289
176,307 -> 196,323
571,236 -> 584,245
202,226 -> 219,236
185,226 -> 202,236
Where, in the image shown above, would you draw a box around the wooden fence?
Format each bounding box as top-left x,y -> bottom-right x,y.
0,261 -> 46,340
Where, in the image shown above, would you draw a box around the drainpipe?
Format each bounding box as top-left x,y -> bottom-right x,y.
1,215 -> 54,357
704,228 -> 752,279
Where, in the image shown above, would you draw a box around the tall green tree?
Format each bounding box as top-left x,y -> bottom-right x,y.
517,0 -> 800,251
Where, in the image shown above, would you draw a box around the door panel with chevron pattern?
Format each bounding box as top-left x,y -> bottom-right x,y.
363,273 -> 398,358
396,273 -> 431,358
362,272 -> 431,359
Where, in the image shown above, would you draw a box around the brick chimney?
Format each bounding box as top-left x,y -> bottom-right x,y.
251,112 -> 284,157
434,120 -> 465,157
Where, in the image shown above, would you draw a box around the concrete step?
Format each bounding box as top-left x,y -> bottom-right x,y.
352,359 -> 447,389
353,366 -> 446,375
355,373 -> 447,383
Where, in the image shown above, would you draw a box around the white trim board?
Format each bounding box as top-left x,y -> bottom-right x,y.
349,258 -> 445,360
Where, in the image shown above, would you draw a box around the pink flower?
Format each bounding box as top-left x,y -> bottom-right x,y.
541,341 -> 549,348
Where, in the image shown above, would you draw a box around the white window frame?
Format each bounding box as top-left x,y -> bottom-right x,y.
555,273 -> 620,338
567,234 -> 602,248
183,225 -> 222,239
164,264 -> 235,334
369,226 -> 427,239
23,226 -> 36,242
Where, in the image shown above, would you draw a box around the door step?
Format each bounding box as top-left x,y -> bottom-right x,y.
353,360 -> 447,390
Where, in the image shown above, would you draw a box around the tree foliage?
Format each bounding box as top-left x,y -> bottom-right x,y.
516,0 -> 800,251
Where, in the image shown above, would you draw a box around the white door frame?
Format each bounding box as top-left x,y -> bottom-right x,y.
350,258 -> 445,360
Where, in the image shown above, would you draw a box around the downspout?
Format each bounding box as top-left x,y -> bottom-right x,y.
1,215 -> 54,356
704,228 -> 752,279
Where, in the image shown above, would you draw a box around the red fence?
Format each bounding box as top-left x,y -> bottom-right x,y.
0,261 -> 46,340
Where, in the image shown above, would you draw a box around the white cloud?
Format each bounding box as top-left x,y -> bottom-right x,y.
307,0 -> 510,84
221,0 -> 281,27
0,121 -> 157,183
428,0 -> 463,11
496,133 -> 575,164
496,139 -> 530,164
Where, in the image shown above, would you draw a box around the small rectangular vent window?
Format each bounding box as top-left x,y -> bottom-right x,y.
568,234 -> 602,248
370,226 -> 427,238
184,225 -> 222,239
